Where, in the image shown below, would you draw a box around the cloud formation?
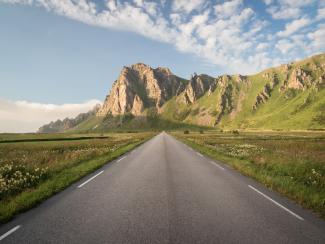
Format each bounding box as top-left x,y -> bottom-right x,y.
0,99 -> 101,133
1,0 -> 324,74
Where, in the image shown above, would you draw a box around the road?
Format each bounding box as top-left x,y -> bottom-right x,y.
1,132 -> 324,243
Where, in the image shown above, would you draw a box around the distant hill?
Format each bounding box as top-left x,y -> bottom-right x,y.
38,54 -> 325,132
38,104 -> 101,133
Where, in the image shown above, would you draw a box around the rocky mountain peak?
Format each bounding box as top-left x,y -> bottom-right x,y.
181,74 -> 215,104
96,63 -> 187,117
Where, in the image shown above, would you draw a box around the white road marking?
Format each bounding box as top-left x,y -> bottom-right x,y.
210,161 -> 225,170
78,171 -> 104,188
0,225 -> 21,241
248,185 -> 304,221
117,156 -> 126,162
197,152 -> 204,157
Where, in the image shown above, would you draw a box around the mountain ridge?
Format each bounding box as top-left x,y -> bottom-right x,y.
39,53 -> 325,132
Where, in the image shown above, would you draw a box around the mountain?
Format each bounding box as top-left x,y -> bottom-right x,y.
38,104 -> 101,133
160,54 -> 325,130
38,54 -> 325,132
96,63 -> 187,116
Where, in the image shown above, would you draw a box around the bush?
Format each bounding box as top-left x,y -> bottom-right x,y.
0,163 -> 48,199
232,130 -> 239,135
184,130 -> 190,134
199,130 -> 204,134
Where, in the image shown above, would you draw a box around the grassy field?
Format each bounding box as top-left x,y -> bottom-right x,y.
0,132 -> 154,223
172,130 -> 325,218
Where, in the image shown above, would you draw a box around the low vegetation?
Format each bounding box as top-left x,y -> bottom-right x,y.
173,130 -> 325,218
0,132 -> 154,223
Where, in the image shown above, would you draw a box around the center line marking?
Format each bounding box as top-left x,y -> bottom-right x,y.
248,185 -> 304,221
0,225 -> 21,241
210,161 -> 225,170
78,171 -> 104,188
117,156 -> 126,162
197,152 -> 204,157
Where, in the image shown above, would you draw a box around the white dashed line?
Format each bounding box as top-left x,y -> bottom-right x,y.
78,171 -> 104,188
197,152 -> 204,157
210,161 -> 225,170
117,156 -> 126,162
248,185 -> 304,221
0,225 -> 21,241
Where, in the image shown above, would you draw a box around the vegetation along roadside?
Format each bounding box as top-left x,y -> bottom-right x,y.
0,132 -> 155,223
172,130 -> 325,219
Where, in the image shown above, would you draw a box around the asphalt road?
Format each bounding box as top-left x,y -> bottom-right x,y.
1,132 -> 324,243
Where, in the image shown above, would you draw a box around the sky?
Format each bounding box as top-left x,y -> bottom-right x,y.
0,0 -> 324,132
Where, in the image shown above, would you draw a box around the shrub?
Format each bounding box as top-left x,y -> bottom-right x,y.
184,130 -> 190,134
232,130 -> 239,135
199,130 -> 204,134
0,163 -> 48,199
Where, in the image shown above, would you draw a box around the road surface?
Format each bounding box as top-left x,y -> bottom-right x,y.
1,132 -> 324,243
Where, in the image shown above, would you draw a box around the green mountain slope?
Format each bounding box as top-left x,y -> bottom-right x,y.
160,54 -> 325,130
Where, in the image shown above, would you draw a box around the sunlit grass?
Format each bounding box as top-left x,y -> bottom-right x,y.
173,130 -> 325,218
0,132 -> 154,223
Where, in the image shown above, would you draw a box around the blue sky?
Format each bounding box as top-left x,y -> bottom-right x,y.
0,0 -> 324,132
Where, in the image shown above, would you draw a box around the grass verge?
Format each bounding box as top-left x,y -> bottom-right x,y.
0,139 -> 147,223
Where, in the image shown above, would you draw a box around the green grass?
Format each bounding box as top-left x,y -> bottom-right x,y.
0,132 -> 155,223
172,131 -> 325,218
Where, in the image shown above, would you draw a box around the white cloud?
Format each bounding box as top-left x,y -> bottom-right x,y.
266,0 -> 316,20
277,18 -> 311,37
256,42 -> 269,51
172,0 -> 206,14
0,99 -> 101,133
263,0 -> 273,5
317,7 -> 325,20
214,0 -> 243,19
267,6 -> 301,19
307,24 -> 325,50
278,0 -> 316,7
0,0 -> 323,75
276,39 -> 295,54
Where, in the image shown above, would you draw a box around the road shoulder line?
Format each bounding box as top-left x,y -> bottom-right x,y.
78,171 -> 104,188
248,185 -> 304,221
210,161 -> 225,170
0,225 -> 21,241
117,156 -> 127,162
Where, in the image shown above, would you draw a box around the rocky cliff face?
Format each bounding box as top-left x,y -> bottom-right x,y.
182,74 -> 215,104
97,63 -> 187,116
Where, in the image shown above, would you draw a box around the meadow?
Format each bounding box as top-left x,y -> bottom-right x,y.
173,130 -> 325,218
0,132 -> 154,222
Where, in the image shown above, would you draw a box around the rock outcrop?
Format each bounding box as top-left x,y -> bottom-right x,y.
97,63 -> 186,116
182,74 -> 215,104
253,73 -> 279,110
287,68 -> 310,90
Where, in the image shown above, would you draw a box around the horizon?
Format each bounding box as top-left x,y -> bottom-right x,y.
1,0 -> 324,132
